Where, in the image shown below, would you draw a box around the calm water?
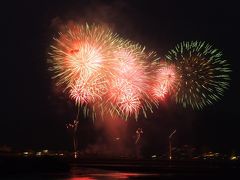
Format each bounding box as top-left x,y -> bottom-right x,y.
2,160 -> 240,179
3,167 -> 161,180
2,166 -> 235,180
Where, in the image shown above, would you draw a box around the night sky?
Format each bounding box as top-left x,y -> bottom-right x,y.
2,0 -> 240,154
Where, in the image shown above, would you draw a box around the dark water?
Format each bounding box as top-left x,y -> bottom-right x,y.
63,166 -> 161,179
2,165 -> 239,180
1,157 -> 240,179
2,166 -> 161,180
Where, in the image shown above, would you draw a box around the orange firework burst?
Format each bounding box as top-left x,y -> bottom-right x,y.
48,23 -> 120,106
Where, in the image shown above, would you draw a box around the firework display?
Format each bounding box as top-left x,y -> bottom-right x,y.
48,23 -> 158,120
165,41 -> 231,109
47,21 -> 232,161
49,23 -> 231,121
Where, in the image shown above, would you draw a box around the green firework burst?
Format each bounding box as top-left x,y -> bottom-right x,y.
165,41 -> 231,109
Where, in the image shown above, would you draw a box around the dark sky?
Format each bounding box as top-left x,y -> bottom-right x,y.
2,0 -> 240,154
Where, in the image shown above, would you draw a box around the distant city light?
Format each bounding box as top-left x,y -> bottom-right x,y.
151,155 -> 157,158
36,152 -> 42,156
43,149 -> 48,153
230,156 -> 237,160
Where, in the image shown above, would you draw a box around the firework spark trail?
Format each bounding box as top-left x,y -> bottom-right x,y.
108,77 -> 141,119
69,73 -> 108,105
99,43 -> 158,120
152,62 -> 178,100
110,42 -> 154,119
165,41 -> 231,109
110,48 -> 143,118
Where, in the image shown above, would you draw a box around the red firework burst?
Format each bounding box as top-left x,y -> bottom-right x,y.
152,62 -> 178,100
100,45 -> 155,120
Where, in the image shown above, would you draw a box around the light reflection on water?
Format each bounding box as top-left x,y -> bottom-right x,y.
2,167 -> 160,180
68,167 -> 159,179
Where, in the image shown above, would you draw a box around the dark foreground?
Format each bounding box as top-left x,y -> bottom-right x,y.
1,156 -> 240,179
